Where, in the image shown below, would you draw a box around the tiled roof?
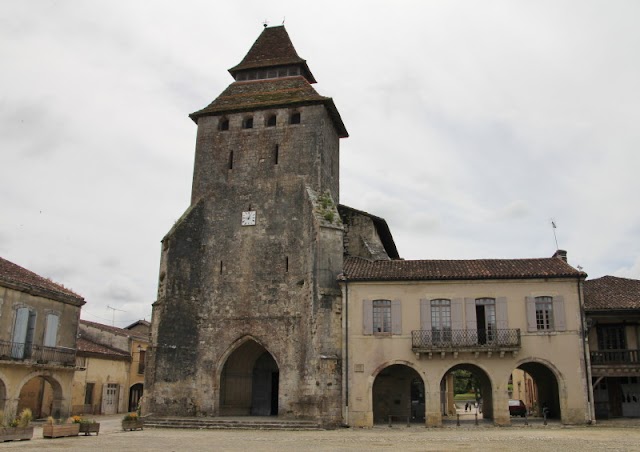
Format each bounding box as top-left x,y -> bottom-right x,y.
190,77 -> 348,137
80,319 -> 149,341
0,256 -> 84,305
342,255 -> 585,282
76,337 -> 131,360
584,276 -> 640,311
228,26 -> 316,83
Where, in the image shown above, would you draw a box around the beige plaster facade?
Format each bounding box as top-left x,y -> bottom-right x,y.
71,320 -> 149,415
341,277 -> 592,427
0,257 -> 84,421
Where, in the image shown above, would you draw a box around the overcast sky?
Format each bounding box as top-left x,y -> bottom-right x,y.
2,1 -> 639,327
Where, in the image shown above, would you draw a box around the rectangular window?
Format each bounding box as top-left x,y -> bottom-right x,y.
535,296 -> 554,331
597,325 -> 626,350
84,382 -> 95,405
373,299 -> 391,334
138,350 -> 146,374
431,299 -> 451,343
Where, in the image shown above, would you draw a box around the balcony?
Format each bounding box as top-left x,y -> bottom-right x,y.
590,349 -> 640,377
0,340 -> 76,366
411,328 -> 521,355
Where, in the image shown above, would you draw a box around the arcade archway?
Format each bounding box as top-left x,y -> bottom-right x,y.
372,364 -> 424,424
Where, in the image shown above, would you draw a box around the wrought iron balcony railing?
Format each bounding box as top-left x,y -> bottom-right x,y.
590,349 -> 640,365
0,340 -> 76,366
411,328 -> 521,351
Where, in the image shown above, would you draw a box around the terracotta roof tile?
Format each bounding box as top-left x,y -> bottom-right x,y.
228,26 -> 316,83
584,276 -> 640,311
342,255 -> 585,282
76,337 -> 131,360
0,256 -> 84,305
190,77 -> 348,137
80,319 -> 149,341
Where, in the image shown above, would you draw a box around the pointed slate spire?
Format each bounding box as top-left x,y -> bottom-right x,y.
228,25 -> 317,83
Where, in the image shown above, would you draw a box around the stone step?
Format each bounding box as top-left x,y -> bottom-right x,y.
143,416 -> 324,431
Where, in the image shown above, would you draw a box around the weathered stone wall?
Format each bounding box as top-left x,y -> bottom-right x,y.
146,104 -> 345,424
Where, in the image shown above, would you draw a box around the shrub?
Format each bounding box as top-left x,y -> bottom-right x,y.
123,412 -> 138,421
18,408 -> 32,427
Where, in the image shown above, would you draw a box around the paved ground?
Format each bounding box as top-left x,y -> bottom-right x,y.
2,415 -> 640,451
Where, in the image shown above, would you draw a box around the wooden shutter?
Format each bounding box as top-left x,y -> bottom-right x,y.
362,299 -> 373,335
392,300 -> 402,335
496,297 -> 508,330
44,314 -> 59,347
12,307 -> 29,358
553,296 -> 566,331
465,298 -> 477,345
420,299 -> 431,331
526,297 -> 537,332
451,298 -> 464,331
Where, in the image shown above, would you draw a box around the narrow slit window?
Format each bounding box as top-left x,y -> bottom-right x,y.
290,112 -> 301,124
228,151 -> 233,170
219,119 -> 229,131
220,261 -> 223,274
285,256 -> 289,272
274,145 -> 279,165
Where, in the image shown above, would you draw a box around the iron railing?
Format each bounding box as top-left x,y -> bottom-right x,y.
590,349 -> 640,365
0,340 -> 76,366
411,328 -> 521,351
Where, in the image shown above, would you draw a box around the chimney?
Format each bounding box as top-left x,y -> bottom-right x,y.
553,249 -> 567,262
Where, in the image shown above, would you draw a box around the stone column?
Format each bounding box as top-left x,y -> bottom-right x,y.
492,384 -> 511,426
425,390 -> 442,427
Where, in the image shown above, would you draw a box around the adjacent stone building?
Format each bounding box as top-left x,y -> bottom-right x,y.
144,25 -> 593,426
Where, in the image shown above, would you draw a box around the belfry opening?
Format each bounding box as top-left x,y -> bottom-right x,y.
219,339 -> 279,416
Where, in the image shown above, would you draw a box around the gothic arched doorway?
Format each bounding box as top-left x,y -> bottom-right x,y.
220,339 -> 279,416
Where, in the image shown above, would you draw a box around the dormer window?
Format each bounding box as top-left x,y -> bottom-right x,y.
290,112 -> 301,125
243,117 -> 254,129
219,118 -> 229,131
266,115 -> 277,127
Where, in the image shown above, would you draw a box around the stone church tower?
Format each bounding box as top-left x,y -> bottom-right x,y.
144,26 -> 349,425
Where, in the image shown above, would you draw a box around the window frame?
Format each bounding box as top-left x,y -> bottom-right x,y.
373,299 -> 392,335
534,296 -> 554,331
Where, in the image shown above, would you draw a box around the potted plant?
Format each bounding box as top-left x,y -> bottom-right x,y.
72,415 -> 100,436
0,408 -> 34,442
122,412 -> 143,431
43,416 -> 80,438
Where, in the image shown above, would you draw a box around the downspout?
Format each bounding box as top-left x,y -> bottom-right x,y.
578,276 -> 595,424
343,274 -> 349,426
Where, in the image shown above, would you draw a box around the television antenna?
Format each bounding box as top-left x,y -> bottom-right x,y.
550,218 -> 559,250
107,305 -> 126,326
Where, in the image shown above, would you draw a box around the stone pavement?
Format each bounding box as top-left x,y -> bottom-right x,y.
2,415 -> 640,451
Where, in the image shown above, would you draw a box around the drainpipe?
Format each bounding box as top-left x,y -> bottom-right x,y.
578,276 -> 595,424
340,273 -> 349,426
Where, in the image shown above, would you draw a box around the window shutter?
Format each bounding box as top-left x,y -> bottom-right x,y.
496,297 -> 508,330
526,297 -> 537,332
553,296 -> 566,332
451,298 -> 464,331
362,299 -> 373,335
12,307 -> 29,358
392,300 -> 402,335
465,298 -> 477,345
420,299 -> 431,331
465,298 -> 477,330
44,314 -> 59,347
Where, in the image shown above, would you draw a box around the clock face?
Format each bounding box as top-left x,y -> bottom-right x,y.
241,210 -> 256,226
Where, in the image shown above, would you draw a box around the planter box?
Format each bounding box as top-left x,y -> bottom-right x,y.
43,423 -> 80,438
79,423 -> 100,435
0,426 -> 34,442
122,419 -> 144,431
